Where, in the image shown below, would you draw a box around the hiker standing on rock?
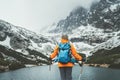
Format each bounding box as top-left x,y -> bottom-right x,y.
49,34 -> 83,80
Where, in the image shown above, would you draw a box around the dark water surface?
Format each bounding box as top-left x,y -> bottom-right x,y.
0,65 -> 120,80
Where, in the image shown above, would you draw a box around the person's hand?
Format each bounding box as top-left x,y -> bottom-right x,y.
48,57 -> 52,65
78,61 -> 83,67
82,58 -> 86,62
48,57 -> 51,61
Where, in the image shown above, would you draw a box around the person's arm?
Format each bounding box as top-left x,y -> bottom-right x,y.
70,44 -> 82,61
50,45 -> 59,59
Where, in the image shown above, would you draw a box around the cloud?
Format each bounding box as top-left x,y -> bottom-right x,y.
0,0 -> 100,33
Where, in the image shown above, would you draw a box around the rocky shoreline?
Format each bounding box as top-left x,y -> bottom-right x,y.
85,64 -> 110,68
0,64 -> 44,73
0,66 -> 9,72
85,64 -> 120,69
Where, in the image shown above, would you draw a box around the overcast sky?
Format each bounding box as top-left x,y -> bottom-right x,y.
0,0 -> 99,33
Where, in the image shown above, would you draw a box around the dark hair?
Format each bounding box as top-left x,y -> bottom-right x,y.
61,34 -> 68,40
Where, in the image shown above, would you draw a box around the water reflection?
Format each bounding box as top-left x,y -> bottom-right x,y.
0,65 -> 120,80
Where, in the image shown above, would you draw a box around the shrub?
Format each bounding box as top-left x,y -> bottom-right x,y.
9,62 -> 25,70
0,59 -> 9,66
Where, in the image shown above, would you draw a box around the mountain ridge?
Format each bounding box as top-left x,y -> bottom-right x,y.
0,19 -> 56,71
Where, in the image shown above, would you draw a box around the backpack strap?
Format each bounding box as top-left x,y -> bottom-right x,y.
58,42 -> 71,51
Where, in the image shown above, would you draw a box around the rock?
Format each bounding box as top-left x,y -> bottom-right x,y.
0,66 -> 9,72
0,31 -> 7,41
10,35 -> 30,49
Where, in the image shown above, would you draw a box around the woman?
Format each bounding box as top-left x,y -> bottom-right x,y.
50,34 -> 82,80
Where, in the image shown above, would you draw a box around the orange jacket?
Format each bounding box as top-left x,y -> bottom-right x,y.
50,39 -> 82,67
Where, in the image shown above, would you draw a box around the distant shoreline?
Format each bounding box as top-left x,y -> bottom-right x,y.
85,64 -> 120,69
0,63 -> 120,73
85,64 -> 109,68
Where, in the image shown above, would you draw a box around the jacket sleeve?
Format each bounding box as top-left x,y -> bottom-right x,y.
50,45 -> 59,59
70,44 -> 82,61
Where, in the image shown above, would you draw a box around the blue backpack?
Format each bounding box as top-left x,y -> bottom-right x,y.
57,42 -> 71,64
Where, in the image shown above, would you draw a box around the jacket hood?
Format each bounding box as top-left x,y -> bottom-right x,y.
61,39 -> 69,43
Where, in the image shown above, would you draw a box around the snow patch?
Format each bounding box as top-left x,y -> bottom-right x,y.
110,4 -> 118,11
0,36 -> 11,48
93,36 -> 120,53
73,42 -> 93,57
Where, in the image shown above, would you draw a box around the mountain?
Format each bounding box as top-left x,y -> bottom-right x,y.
47,0 -> 120,56
50,0 -> 120,33
49,7 -> 88,33
0,19 -> 56,71
87,33 -> 120,68
89,0 -> 120,31
47,0 -> 120,68
86,0 -> 120,68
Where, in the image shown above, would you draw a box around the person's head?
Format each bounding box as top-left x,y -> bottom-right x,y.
61,34 -> 69,40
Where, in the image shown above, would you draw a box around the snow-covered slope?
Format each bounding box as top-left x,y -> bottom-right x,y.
45,24 -> 119,56
92,31 -> 120,53
0,19 -> 57,69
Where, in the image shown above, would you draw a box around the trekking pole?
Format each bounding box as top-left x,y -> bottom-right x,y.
48,56 -> 52,71
78,61 -> 84,80
48,59 -> 52,71
48,60 -> 52,80
49,63 -> 51,71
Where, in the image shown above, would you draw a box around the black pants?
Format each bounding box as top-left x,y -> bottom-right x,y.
59,67 -> 72,80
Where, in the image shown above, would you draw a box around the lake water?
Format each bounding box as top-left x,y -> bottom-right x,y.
0,65 -> 120,80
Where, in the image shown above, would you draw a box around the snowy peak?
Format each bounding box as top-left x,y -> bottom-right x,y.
49,6 -> 88,33
49,0 -> 120,33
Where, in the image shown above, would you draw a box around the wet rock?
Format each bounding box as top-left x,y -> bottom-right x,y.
0,31 -> 7,41
10,35 -> 30,49
0,66 -> 9,72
